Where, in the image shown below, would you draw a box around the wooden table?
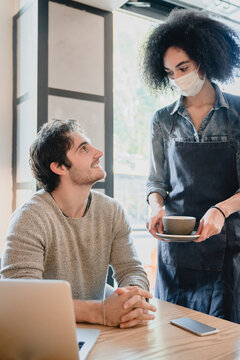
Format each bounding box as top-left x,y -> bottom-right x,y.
77,298 -> 240,360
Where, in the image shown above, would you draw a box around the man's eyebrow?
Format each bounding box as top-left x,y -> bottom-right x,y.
75,141 -> 89,152
164,60 -> 191,70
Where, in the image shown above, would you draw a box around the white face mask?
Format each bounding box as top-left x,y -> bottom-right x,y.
169,66 -> 205,97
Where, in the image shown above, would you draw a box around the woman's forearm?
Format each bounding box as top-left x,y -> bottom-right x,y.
216,193 -> 240,218
148,192 -> 165,212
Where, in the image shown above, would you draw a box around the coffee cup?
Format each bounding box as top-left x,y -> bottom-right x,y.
162,216 -> 196,235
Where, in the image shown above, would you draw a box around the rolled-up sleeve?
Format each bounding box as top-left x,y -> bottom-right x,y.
147,111 -> 169,201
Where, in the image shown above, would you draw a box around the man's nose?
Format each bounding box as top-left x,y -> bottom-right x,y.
93,147 -> 103,158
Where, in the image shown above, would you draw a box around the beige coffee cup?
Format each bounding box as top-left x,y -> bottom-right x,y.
162,216 -> 196,235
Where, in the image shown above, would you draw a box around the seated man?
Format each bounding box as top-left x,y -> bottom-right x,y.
1,119 -> 156,328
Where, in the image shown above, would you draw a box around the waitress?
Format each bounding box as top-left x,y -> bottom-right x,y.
142,9 -> 240,323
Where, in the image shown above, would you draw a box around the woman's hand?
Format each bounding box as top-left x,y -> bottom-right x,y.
195,207 -> 225,242
147,193 -> 168,240
146,207 -> 166,240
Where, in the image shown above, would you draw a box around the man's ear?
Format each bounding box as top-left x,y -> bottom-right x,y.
50,162 -> 66,175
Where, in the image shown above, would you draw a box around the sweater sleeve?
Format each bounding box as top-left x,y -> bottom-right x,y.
109,201 -> 150,291
1,206 -> 45,279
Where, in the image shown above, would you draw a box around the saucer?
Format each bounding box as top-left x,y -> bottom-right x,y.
156,232 -> 199,242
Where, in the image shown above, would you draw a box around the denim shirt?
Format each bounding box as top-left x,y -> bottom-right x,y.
147,83 -> 240,201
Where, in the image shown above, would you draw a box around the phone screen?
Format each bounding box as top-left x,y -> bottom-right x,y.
170,317 -> 219,336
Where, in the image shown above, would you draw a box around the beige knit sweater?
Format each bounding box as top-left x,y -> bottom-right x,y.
1,190 -> 149,299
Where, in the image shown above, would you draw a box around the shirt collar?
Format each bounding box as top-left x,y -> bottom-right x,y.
170,96 -> 183,115
212,83 -> 229,110
169,82 -> 229,116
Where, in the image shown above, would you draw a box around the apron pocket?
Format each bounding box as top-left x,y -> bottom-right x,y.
161,227 -> 226,271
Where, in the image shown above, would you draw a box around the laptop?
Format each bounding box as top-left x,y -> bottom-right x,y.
0,279 -> 100,359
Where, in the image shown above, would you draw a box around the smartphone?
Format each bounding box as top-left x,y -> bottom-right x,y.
170,317 -> 219,336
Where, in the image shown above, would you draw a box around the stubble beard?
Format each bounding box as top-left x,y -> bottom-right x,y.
69,167 -> 106,186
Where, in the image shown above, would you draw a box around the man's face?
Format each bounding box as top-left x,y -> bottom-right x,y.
65,132 -> 106,186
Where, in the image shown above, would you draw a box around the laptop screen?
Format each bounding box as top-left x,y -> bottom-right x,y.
0,279 -> 100,360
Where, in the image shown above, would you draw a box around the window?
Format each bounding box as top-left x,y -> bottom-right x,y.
113,10 -> 177,292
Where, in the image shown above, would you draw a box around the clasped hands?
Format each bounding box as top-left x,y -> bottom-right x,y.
103,286 -> 156,328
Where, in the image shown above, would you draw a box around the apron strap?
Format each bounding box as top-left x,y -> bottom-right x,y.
170,112 -> 177,137
224,107 -> 234,142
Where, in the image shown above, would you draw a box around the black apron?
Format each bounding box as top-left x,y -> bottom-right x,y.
155,111 -> 240,323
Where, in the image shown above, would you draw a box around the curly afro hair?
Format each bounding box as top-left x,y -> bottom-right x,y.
140,8 -> 240,92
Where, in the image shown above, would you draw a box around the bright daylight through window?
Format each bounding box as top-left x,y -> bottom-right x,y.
113,10 -> 177,292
